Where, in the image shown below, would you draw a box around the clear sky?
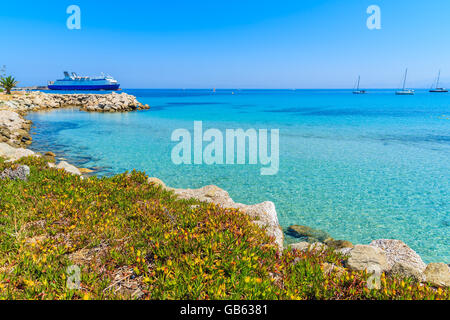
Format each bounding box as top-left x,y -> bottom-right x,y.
1,0 -> 450,88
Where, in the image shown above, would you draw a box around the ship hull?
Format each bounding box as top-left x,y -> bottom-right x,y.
48,84 -> 120,90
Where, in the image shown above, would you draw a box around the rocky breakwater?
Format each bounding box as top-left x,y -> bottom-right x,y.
1,91 -> 150,113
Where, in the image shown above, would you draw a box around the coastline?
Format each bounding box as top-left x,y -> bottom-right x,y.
0,90 -> 449,289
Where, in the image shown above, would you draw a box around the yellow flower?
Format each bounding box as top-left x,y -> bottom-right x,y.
82,293 -> 90,300
245,276 -> 250,283
24,279 -> 35,287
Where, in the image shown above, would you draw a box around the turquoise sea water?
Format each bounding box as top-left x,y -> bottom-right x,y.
27,89 -> 449,263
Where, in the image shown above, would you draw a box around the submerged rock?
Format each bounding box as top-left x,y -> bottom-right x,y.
286,225 -> 330,243
0,165 -> 30,181
423,263 -> 450,288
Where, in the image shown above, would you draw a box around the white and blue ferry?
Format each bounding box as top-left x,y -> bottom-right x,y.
48,72 -> 120,90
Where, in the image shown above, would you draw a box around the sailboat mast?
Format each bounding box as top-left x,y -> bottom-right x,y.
402,68 -> 408,90
437,70 -> 441,88
357,76 -> 360,90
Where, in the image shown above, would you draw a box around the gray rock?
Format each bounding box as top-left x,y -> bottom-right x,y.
336,247 -> 353,257
0,165 -> 30,180
289,241 -> 310,251
0,142 -> 36,161
389,262 -> 424,282
289,241 -> 327,253
369,239 -> 426,272
345,245 -> 389,273
423,263 -> 450,288
324,239 -> 354,249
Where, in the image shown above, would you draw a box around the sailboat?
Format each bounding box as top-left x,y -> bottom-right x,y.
429,70 -> 448,93
353,76 -> 366,94
396,69 -> 414,95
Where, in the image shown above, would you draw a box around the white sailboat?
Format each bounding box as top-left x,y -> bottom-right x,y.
396,69 -> 414,95
353,76 -> 366,94
429,70 -> 448,93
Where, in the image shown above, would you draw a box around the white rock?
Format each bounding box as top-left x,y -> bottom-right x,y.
0,142 -> 36,161
289,241 -> 310,251
423,263 -> 450,287
346,245 -> 389,273
56,161 -> 81,175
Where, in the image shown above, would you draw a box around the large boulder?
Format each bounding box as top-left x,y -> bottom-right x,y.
345,245 -> 389,273
286,225 -> 330,243
369,239 -> 426,272
423,263 -> 450,288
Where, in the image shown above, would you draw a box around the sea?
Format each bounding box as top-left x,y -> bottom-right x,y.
26,89 -> 450,263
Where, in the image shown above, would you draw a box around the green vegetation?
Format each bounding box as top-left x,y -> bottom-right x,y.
0,156 -> 448,300
0,76 -> 18,94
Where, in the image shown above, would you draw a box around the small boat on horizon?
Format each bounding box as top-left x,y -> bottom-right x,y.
396,68 -> 414,95
352,76 -> 366,94
429,70 -> 448,93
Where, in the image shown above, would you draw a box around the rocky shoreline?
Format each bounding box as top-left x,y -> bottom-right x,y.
0,91 -> 449,289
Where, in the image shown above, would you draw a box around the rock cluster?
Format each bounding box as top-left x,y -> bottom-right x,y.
0,164 -> 30,181
287,227 -> 448,287
0,110 -> 33,147
2,91 -> 149,113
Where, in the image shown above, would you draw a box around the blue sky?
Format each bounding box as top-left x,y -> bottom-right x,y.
1,0 -> 450,88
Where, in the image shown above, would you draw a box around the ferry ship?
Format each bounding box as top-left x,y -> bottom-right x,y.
48,72 -> 120,90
